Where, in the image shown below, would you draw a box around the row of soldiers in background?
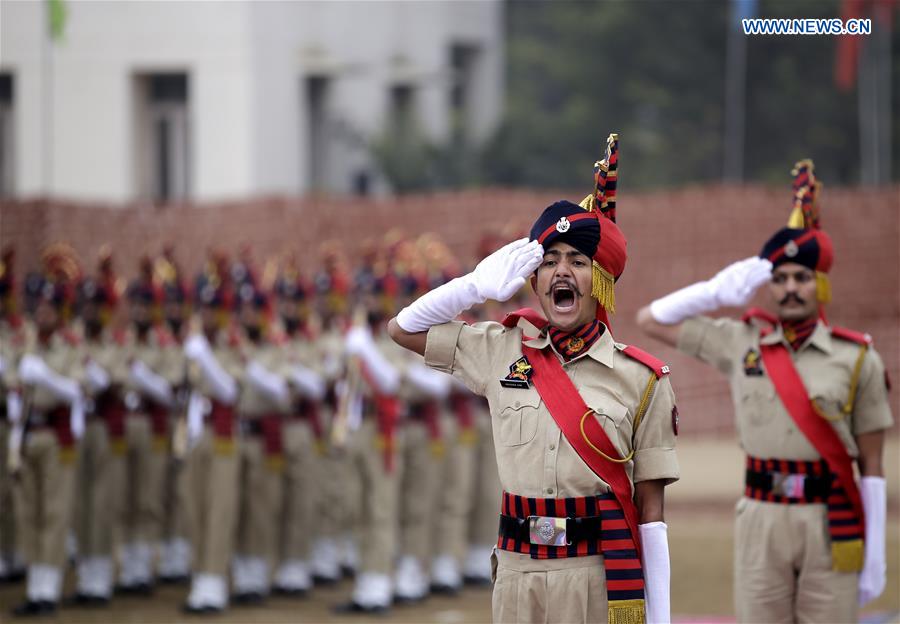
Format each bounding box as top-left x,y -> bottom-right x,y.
0,232 -> 526,616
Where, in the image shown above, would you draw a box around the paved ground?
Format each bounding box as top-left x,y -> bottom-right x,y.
1,437 -> 897,623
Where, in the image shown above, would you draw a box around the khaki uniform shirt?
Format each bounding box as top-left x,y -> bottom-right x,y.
127,327 -> 185,394
425,320 -> 679,499
26,332 -> 85,412
236,338 -> 288,418
83,330 -> 129,400
678,317 -> 894,460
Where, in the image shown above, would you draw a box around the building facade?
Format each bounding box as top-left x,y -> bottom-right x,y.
0,1 -> 504,202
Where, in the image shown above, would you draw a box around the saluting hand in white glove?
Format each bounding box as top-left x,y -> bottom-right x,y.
707,256 -> 773,308
468,238 -> 545,303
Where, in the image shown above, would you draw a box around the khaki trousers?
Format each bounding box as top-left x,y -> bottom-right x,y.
14,430 -> 77,567
74,419 -> 113,557
349,419 -> 401,574
0,420 -> 19,562
398,419 -> 438,562
234,435 -> 281,561
432,416 -> 476,563
279,419 -> 314,560
185,425 -> 238,575
492,550 -> 608,624
734,497 -> 858,624
161,445 -> 190,543
470,412 -> 502,547
115,414 -> 166,545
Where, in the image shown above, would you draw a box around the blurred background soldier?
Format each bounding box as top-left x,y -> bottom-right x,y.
230,258 -> 291,604
335,274 -> 407,614
70,247 -> 125,605
12,244 -> 86,616
117,256 -> 180,593
0,246 -> 28,584
154,247 -> 193,584
182,251 -> 242,614
274,257 -> 325,595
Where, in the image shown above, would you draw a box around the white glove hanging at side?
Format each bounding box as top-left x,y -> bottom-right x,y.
858,476 -> 886,606
640,521 -> 671,624
650,257 -> 773,325
397,238 -> 544,333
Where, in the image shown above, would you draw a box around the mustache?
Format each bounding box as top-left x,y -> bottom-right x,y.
544,280 -> 583,297
779,293 -> 806,305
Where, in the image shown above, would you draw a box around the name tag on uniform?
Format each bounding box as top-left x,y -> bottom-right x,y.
500,356 -> 533,389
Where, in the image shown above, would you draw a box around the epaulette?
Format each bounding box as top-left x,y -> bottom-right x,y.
830,326 -> 873,346
741,307 -> 778,326
153,325 -> 176,348
616,343 -> 670,379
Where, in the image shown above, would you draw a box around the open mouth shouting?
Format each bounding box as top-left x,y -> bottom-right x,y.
549,282 -> 580,313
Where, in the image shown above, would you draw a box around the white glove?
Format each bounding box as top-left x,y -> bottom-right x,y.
186,390 -> 208,449
6,390 -> 22,424
406,363 -> 452,399
185,337 -> 237,405
858,476 -> 886,606
288,364 -> 326,401
650,257 -> 772,325
18,354 -> 82,404
245,360 -> 289,407
344,326 -> 400,395
70,396 -> 85,440
397,238 -> 544,333
130,360 -> 174,407
86,360 -> 111,393
640,521 -> 671,624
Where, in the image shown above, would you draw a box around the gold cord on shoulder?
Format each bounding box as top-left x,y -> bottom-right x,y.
580,409 -> 634,463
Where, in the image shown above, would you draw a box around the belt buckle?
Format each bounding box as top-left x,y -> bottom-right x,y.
772,472 -> 805,498
528,516 -> 568,546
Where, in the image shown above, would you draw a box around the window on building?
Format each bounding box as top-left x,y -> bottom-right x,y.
135,72 -> 189,202
449,43 -> 479,141
306,75 -> 331,192
389,83 -> 416,140
0,73 -> 14,198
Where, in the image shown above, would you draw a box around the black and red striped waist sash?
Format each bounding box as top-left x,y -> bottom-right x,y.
744,456 -> 862,544
497,491 -> 644,603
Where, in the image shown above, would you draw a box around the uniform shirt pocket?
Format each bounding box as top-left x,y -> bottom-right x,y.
496,387 -> 540,447
739,378 -> 776,426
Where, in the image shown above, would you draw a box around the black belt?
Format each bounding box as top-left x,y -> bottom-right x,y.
238,419 -> 264,435
498,513 -> 603,546
745,468 -> 831,499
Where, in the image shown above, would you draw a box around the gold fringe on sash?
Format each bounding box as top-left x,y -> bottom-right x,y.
608,598 -> 645,624
592,261 -> 616,314
832,538 -> 864,573
266,454 -> 285,473
213,437 -> 235,456
816,271 -> 832,304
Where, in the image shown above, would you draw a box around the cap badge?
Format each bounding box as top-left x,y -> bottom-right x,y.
784,240 -> 799,258
556,217 -> 571,233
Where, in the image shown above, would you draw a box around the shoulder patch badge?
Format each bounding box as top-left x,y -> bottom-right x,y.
500,355 -> 533,389
743,348 -> 764,376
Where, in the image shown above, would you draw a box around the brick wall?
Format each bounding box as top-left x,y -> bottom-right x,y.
2,186 -> 898,435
